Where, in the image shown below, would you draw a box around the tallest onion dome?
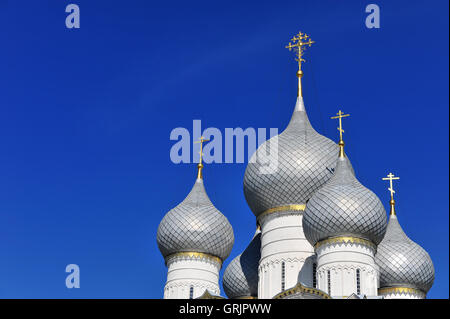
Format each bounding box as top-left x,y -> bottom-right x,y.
244,32 -> 342,218
157,138 -> 234,263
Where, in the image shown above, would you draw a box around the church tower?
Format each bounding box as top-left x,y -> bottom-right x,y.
303,112 -> 387,298
243,32 -> 343,299
157,137 -> 234,299
156,30 -> 436,300
375,174 -> 435,299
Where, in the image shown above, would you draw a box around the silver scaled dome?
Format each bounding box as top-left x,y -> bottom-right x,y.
375,214 -> 435,293
244,97 -> 340,217
223,228 -> 261,298
157,177 -> 234,261
303,155 -> 387,246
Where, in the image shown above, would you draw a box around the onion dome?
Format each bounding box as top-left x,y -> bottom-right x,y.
157,138 -> 234,262
223,228 -> 261,299
244,32 -> 342,218
375,174 -> 434,294
303,111 -> 387,246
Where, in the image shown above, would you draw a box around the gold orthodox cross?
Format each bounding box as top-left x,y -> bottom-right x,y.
382,173 -> 400,200
194,136 -> 209,166
285,31 -> 315,71
285,31 -> 315,97
331,110 -> 350,142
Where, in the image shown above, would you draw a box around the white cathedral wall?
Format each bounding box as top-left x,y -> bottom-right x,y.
163,256 -> 221,299
258,212 -> 315,299
315,241 -> 379,298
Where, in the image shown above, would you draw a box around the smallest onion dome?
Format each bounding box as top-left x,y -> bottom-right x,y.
303,110 -> 387,246
157,137 -> 234,263
223,227 -> 261,299
375,173 -> 435,294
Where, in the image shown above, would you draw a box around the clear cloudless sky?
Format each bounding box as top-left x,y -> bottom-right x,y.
0,0 -> 448,298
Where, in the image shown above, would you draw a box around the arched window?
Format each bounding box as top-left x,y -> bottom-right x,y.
312,263 -> 317,288
327,270 -> 331,295
356,269 -> 361,295
281,261 -> 286,291
189,286 -> 194,299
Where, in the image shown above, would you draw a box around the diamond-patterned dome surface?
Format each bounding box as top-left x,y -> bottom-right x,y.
157,178 -> 234,260
375,214 -> 434,292
244,97 -> 339,217
223,229 -> 261,298
303,155 -> 387,245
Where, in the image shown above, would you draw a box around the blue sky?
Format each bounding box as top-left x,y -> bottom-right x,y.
0,0 -> 448,298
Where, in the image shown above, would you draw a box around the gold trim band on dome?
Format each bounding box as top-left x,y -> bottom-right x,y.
166,252 -> 222,265
378,287 -> 425,296
314,236 -> 376,250
258,204 -> 306,220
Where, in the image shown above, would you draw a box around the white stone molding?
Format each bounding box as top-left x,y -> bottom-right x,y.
315,239 -> 379,298
163,255 -> 221,299
258,212 -> 314,299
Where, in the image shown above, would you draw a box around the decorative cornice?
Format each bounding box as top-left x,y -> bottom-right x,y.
378,287 -> 425,296
165,281 -> 218,291
315,236 -> 376,251
258,204 -> 306,221
317,264 -> 377,276
166,251 -> 222,266
258,256 -> 308,272
273,283 -> 331,299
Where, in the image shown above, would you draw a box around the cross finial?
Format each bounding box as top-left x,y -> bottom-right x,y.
330,110 -> 350,157
285,31 -> 315,70
382,172 -> 400,215
382,172 -> 400,200
285,31 -> 315,97
194,136 -> 210,179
